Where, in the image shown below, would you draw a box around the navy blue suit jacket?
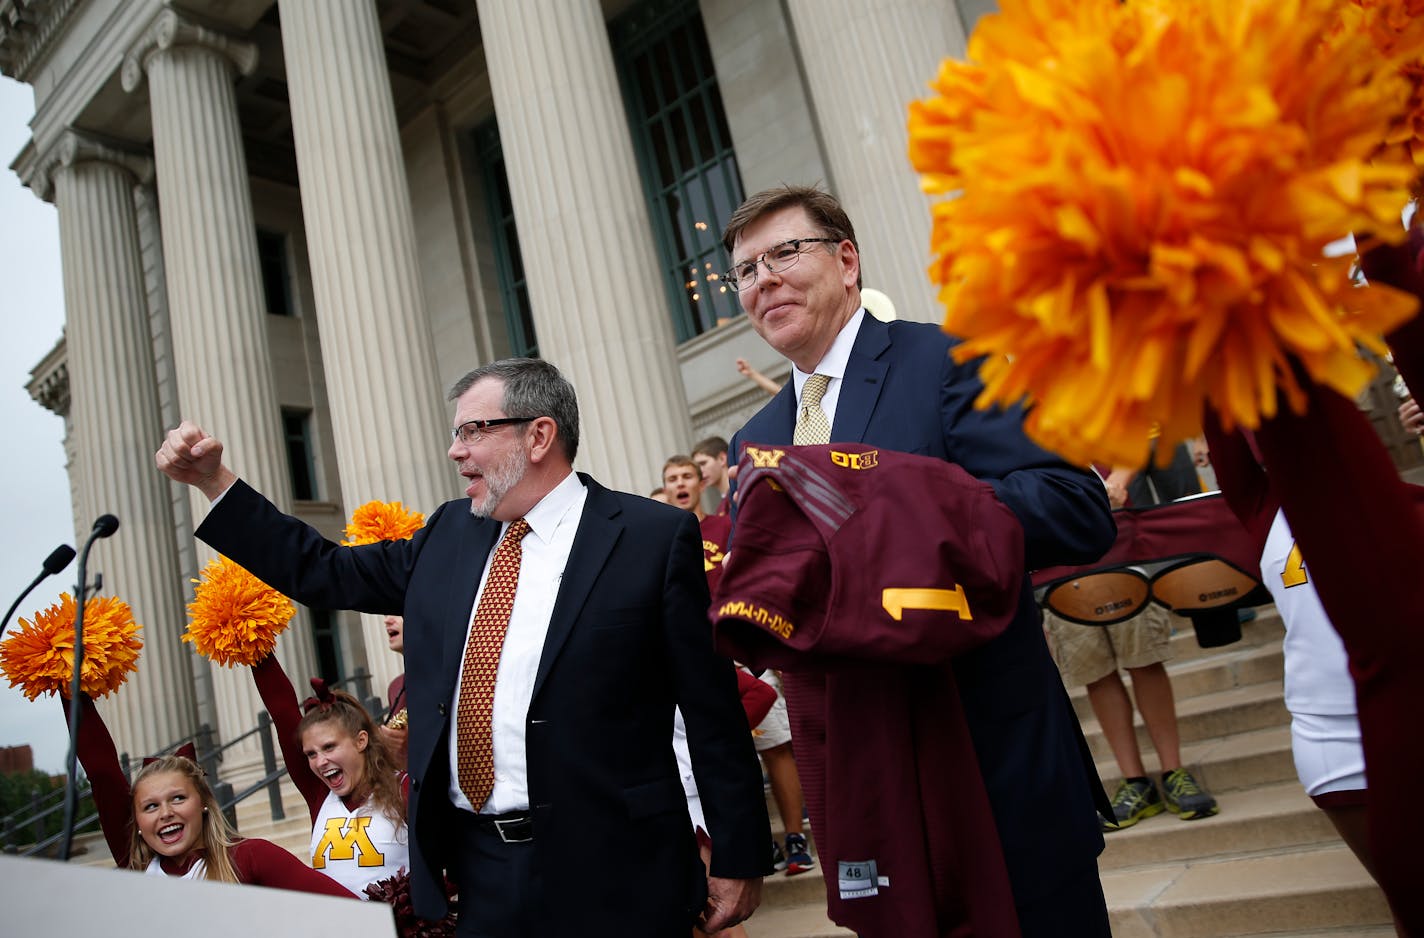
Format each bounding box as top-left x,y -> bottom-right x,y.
198,474 -> 768,932
730,315 -> 1115,903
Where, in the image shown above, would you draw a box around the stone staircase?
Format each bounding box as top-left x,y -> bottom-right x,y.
744,608 -> 1398,937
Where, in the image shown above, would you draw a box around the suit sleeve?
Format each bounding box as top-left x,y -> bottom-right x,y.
939,350 -> 1116,571
663,511 -> 771,879
251,654 -> 327,820
61,694 -> 133,867
230,838 -> 359,897
196,479 -> 434,613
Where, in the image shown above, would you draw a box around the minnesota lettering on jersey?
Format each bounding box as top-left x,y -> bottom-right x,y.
312,815 -> 385,869
703,539 -> 726,573
718,600 -> 795,638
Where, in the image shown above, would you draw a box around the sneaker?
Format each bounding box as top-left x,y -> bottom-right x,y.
1103,777 -> 1164,831
1161,768 -> 1219,820
770,839 -> 787,872
784,832 -> 815,876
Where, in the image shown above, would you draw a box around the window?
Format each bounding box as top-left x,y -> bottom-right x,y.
255,228 -> 294,317
475,120 -> 539,358
281,409 -> 316,501
309,609 -> 345,684
611,0 -> 745,341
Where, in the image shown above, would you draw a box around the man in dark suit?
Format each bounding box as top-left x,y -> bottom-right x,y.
156,358 -> 768,937
722,186 -> 1117,936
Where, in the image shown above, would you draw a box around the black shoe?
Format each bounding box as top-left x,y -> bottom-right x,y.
1161,768 -> 1219,820
1103,777 -> 1164,831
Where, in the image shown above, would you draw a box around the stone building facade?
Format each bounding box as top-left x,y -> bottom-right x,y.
2,0 -> 983,777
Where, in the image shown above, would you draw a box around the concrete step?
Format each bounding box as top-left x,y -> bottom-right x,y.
1103,844 -> 1392,938
1069,641 -> 1284,724
1095,723 -> 1297,797
1098,781 -> 1336,871
1159,608 -> 1283,666
758,860 -> 831,909
744,902 -> 854,938
1082,681 -> 1289,760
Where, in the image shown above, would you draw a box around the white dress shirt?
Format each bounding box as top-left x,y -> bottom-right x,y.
447,470 -> 587,814
791,307 -> 867,428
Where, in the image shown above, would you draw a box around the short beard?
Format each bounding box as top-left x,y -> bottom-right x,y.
468,445 -> 528,518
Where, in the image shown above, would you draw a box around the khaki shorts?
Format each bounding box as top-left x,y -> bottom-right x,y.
1044,604 -> 1175,688
751,670 -> 792,751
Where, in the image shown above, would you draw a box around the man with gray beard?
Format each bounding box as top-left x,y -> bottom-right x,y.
156,357 -> 769,937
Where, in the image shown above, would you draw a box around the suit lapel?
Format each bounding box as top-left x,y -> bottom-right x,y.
531,474 -> 622,702
832,315 -> 891,443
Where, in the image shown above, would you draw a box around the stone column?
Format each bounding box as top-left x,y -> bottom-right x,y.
475,0 -> 693,491
786,0 -> 968,324
33,133 -> 201,758
124,10 -> 316,778
278,0 -> 455,690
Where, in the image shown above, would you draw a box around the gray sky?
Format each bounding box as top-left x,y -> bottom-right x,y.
1,76 -> 83,774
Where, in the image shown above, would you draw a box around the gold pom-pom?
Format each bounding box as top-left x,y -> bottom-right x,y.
909,0 -> 1422,467
342,500 -> 425,546
0,593 -> 142,700
184,557 -> 295,667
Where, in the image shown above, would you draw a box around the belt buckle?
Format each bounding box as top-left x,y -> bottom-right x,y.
494,815 -> 532,844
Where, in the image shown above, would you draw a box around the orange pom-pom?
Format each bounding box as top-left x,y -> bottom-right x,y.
184,557 -> 295,667
0,593 -> 142,700
343,500 -> 425,546
909,0 -> 1421,467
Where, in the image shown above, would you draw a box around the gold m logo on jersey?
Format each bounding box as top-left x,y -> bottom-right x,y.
881,586 -> 973,621
830,449 -> 879,470
312,815 -> 385,869
745,446 -> 786,468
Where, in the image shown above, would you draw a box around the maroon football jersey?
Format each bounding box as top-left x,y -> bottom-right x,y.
713,443 -> 1022,938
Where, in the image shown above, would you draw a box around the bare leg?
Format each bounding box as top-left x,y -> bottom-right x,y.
1085,671 -> 1146,778
1126,662 -> 1183,772
759,743 -> 804,835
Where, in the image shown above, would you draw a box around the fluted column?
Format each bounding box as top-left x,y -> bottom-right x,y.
124,9 -> 316,777
278,0 -> 455,689
39,134 -> 201,757
476,0 -> 693,491
786,0 -> 967,324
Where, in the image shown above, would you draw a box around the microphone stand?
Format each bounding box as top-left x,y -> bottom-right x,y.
1,545 -> 76,640
59,516 -> 118,862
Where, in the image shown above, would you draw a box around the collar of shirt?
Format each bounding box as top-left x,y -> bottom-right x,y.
791,307 -> 866,430
512,469 -> 584,546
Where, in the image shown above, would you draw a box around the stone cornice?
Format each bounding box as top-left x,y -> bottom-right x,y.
21,128 -> 154,202
121,6 -> 257,92
26,333 -> 69,418
0,0 -> 80,82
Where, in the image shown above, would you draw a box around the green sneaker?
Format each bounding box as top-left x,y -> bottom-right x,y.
1103,777 -> 1165,831
1161,768 -> 1219,820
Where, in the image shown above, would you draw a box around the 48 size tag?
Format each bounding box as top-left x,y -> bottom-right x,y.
838,858 -> 890,899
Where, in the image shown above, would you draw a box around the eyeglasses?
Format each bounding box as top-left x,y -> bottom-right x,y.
723,238 -> 840,292
450,417 -> 536,446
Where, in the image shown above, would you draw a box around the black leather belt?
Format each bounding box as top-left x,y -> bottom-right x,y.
472,811 -> 534,843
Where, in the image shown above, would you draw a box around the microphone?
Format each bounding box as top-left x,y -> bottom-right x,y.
60,513 -> 119,861
1,543 -> 78,639
43,544 -> 77,576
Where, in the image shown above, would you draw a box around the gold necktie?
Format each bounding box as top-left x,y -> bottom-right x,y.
794,373 -> 833,445
456,518 -> 531,809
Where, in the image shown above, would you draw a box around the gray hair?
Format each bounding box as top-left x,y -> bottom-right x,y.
448,358 -> 581,462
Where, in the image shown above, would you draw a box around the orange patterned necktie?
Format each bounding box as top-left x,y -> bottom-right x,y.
456,518 -> 531,809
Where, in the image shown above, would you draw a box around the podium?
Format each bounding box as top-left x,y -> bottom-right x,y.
0,854 -> 397,937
